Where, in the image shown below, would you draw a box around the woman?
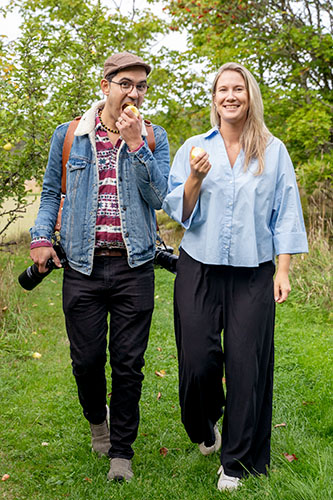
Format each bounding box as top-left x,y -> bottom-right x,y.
162,62 -> 308,491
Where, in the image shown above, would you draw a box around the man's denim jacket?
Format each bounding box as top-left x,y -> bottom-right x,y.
30,101 -> 170,275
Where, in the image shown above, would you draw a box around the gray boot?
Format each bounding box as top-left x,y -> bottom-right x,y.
107,458 -> 133,482
90,419 -> 110,457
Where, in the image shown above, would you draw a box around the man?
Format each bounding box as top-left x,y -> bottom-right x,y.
29,52 -> 170,482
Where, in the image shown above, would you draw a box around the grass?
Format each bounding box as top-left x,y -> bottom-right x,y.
0,240 -> 332,500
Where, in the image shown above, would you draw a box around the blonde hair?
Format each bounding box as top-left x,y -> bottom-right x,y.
210,62 -> 271,175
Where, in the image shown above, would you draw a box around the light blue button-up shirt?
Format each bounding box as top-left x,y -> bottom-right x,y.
162,127 -> 308,267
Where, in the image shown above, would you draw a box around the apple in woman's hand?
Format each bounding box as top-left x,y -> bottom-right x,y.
190,146 -> 206,159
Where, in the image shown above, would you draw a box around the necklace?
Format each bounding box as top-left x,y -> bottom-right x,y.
98,109 -> 119,134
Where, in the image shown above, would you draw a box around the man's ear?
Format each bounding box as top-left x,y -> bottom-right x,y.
101,78 -> 110,96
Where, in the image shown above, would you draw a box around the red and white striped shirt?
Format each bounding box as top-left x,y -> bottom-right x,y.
94,111 -> 126,249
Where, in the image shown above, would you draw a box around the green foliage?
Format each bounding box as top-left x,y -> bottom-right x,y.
1,0 -> 332,239
0,0 -> 169,239
289,237 -> 332,309
144,48 -> 211,158
163,0 -> 333,203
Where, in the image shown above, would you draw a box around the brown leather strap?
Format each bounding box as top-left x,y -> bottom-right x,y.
61,116 -> 81,194
144,119 -> 156,153
54,117 -> 80,232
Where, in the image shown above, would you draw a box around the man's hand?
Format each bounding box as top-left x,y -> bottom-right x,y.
116,106 -> 143,151
30,246 -> 62,273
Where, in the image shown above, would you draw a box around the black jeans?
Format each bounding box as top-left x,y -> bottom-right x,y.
174,249 -> 275,478
62,256 -> 154,459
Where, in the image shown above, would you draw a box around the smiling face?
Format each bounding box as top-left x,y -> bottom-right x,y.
100,66 -> 148,126
213,70 -> 249,128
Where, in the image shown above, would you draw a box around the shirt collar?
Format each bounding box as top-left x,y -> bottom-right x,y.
95,110 -> 103,131
203,126 -> 220,139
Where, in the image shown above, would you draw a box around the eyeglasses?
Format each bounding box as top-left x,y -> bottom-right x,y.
109,80 -> 149,95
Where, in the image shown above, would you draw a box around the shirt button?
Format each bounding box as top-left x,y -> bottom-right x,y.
123,206 -> 127,211
119,176 -> 122,181
125,232 -> 129,237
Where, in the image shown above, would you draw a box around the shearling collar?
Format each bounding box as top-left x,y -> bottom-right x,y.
74,100 -> 148,137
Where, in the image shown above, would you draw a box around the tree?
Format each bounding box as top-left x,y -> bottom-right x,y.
0,0 -> 170,242
162,0 -> 333,233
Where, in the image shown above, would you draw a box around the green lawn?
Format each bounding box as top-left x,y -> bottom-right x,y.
0,249 -> 332,500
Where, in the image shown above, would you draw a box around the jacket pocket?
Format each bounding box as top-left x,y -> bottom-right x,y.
67,158 -> 89,193
67,157 -> 88,171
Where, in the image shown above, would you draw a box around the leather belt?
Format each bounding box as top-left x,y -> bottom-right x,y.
94,248 -> 127,257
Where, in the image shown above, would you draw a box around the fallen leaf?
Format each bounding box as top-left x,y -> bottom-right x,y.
83,477 -> 92,482
302,401 -> 315,406
107,392 -> 112,398
159,446 -> 168,457
1,474 -> 10,481
222,377 -> 226,384
2,306 -> 8,312
32,352 -> 42,359
157,347 -> 162,352
157,392 -> 162,400
283,453 -> 298,462
274,423 -> 286,428
155,370 -> 166,377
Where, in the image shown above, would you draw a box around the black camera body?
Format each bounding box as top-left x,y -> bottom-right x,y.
154,244 -> 178,274
18,242 -> 67,290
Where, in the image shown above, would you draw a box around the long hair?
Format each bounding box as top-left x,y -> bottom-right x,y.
210,62 -> 271,175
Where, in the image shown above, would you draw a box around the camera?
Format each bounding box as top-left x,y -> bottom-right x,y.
18,242 -> 67,290
154,243 -> 178,274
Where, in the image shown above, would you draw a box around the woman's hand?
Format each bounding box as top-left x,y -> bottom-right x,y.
274,254 -> 291,303
182,148 -> 211,222
189,147 -> 211,181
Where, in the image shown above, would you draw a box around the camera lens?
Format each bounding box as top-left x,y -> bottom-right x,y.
154,250 -> 178,274
18,264 -> 52,290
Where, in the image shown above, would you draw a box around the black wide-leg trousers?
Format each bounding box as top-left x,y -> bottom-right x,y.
174,249 -> 275,478
62,256 -> 154,460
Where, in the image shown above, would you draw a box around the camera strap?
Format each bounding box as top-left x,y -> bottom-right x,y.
54,117 -> 156,232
